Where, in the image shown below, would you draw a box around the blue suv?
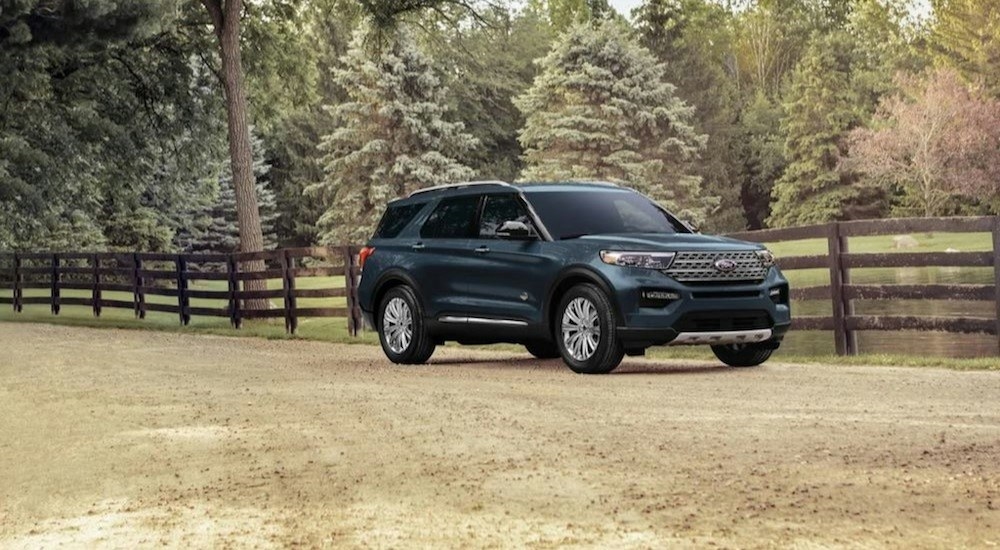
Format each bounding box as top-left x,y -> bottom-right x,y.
357,181 -> 791,374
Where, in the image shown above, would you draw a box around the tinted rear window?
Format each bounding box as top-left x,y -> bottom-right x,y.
420,195 -> 480,239
374,203 -> 425,239
525,190 -> 684,239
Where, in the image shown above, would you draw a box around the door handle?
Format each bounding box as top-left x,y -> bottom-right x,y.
474,246 -> 490,254
411,242 -> 425,251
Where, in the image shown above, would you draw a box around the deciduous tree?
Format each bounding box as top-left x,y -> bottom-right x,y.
847,68 -> 1000,216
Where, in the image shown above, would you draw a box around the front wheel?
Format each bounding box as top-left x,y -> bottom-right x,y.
711,342 -> 773,368
378,286 -> 436,364
555,284 -> 625,374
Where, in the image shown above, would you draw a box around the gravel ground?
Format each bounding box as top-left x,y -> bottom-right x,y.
1,322 -> 998,548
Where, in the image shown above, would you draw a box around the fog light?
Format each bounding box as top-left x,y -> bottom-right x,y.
768,288 -> 781,297
643,290 -> 680,301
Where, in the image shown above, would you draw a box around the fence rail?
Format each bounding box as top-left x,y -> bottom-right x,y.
0,247 -> 362,336
728,216 -> 1000,356
3,216 -> 999,356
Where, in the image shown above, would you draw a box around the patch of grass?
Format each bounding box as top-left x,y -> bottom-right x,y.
765,231 -> 993,258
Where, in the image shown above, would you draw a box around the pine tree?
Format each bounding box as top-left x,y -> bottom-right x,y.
176,134 -> 277,254
310,25 -> 477,245
767,33 -> 878,227
515,20 -> 712,223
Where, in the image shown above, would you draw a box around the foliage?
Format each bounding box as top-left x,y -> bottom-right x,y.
310,25 -> 477,245
516,20 -> 713,223
767,32 -> 881,227
176,134 -> 279,253
635,0 -> 745,231
930,0 -> 1000,96
0,0 -> 224,251
848,67 -> 1000,217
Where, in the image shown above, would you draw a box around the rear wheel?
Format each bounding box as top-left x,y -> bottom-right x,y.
711,342 -> 773,368
524,341 -> 561,359
555,284 -> 624,374
378,286 -> 436,364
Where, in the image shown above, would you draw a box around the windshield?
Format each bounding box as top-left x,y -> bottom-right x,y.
524,189 -> 687,240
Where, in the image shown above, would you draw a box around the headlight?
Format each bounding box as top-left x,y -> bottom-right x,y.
600,250 -> 675,269
756,249 -> 775,267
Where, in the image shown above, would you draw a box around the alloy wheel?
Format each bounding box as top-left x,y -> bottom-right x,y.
382,297 -> 413,354
561,297 -> 601,361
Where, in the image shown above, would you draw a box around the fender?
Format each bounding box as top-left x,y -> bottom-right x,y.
544,265 -> 625,330
369,268 -> 426,312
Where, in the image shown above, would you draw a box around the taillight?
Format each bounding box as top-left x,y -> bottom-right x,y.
358,246 -> 376,268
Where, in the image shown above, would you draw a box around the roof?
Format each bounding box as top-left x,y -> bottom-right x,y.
389,180 -> 625,205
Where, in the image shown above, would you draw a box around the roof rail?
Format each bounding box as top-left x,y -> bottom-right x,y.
408,180 -> 512,197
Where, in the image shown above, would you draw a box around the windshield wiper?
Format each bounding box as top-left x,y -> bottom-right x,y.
560,233 -> 592,240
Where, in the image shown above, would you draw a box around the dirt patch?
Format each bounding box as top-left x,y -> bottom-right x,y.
1,323 -> 998,547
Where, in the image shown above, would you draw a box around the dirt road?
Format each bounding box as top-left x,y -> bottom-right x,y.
1,323 -> 998,548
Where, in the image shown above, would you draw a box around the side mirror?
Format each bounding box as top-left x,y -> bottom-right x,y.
682,219 -> 700,233
496,220 -> 536,240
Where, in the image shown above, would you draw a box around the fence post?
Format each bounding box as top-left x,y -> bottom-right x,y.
133,253 -> 146,319
12,252 -> 22,312
227,254 -> 242,329
282,250 -> 298,334
992,216 -> 1000,355
50,253 -> 60,315
176,254 -> 190,326
826,223 -> 855,355
92,253 -> 102,317
342,246 -> 358,337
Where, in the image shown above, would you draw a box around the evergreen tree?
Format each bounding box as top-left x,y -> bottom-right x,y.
515,20 -> 712,223
930,0 -> 1000,96
767,33 -> 881,227
635,0 -> 744,231
176,134 -> 278,253
310,26 -> 477,245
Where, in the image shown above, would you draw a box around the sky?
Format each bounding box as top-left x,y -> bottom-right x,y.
608,0 -> 643,17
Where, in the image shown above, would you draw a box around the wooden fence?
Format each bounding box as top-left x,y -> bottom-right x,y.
0,247 -> 363,336
729,216 -> 1000,356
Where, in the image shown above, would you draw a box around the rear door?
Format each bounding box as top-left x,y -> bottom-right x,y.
462,193 -> 553,325
409,194 -> 481,318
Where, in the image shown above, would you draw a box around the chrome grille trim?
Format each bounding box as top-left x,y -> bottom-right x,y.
663,250 -> 768,283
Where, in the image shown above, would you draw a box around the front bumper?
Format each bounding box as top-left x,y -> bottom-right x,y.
609,266 -> 792,348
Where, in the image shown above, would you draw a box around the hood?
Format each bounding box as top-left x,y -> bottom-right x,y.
575,233 -> 763,252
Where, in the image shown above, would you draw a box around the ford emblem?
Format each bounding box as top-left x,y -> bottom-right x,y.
713,258 -> 737,272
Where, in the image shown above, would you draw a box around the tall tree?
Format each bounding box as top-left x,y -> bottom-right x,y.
200,0 -> 266,258
767,32 -> 877,227
309,26 -> 477,245
848,68 -> 1000,216
930,0 -> 1000,96
516,20 -> 712,223
635,0 -> 744,231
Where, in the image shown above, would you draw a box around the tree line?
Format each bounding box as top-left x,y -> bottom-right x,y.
2,0 -> 999,254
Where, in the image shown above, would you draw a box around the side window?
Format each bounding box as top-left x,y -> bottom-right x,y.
374,203 -> 425,239
419,195 -> 481,239
479,194 -> 533,238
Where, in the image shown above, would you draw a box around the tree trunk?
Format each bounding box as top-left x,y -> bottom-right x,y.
203,0 -> 268,310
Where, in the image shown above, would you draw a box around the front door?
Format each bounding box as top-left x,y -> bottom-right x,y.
462,193 -> 554,325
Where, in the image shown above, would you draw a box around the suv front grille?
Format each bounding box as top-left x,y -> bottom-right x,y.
663,250 -> 767,283
675,311 -> 772,332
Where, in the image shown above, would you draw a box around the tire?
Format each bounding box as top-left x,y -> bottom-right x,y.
377,286 -> 436,365
711,342 -> 773,368
524,341 -> 561,359
555,284 -> 625,374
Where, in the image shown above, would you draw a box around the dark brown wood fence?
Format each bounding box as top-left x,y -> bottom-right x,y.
728,216 -> 1000,356
0,247 -> 363,336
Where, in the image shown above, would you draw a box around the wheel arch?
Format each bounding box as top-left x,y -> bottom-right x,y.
370,269 -> 425,315
544,266 -> 623,333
